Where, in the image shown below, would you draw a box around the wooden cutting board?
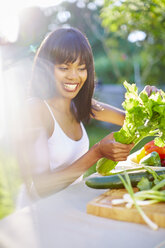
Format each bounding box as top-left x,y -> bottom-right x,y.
87,188 -> 165,228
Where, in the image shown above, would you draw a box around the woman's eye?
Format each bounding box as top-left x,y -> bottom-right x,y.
78,67 -> 86,71
59,67 -> 68,71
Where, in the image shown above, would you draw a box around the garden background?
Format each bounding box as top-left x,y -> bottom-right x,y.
0,0 -> 165,218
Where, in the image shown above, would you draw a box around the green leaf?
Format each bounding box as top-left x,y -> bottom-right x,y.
137,177 -> 153,191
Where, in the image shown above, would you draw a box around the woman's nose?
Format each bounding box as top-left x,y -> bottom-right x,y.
67,69 -> 78,79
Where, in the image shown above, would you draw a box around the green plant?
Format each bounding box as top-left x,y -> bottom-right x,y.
97,81 -> 165,176
0,149 -> 21,219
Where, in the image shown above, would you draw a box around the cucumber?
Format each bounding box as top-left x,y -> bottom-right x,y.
85,169 -> 165,189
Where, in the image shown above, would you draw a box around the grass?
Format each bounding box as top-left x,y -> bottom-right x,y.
86,122 -> 111,148
0,147 -> 21,219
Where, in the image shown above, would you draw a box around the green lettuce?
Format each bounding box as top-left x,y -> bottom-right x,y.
97,81 -> 165,176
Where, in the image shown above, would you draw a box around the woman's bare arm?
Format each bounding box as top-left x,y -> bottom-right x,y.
17,99 -> 133,198
28,132 -> 133,197
91,99 -> 125,126
19,120 -> 133,197
91,85 -> 161,126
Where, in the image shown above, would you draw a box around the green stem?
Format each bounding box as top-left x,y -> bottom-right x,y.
119,173 -> 158,230
152,179 -> 165,191
108,166 -> 145,176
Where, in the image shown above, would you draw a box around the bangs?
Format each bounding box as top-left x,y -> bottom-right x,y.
51,31 -> 92,66
31,27 -> 95,120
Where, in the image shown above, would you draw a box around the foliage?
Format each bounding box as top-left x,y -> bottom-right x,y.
100,0 -> 165,85
94,52 -> 135,84
0,148 -> 21,219
47,0 -> 136,84
6,0 -> 165,86
115,81 -> 165,146
97,81 -> 165,176
48,1 -> 104,50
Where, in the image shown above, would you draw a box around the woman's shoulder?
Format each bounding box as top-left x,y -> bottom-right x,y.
26,97 -> 48,115
26,97 -> 44,107
25,97 -> 51,132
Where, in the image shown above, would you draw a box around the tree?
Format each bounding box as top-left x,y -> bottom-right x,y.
100,0 -> 165,86
46,0 -> 136,84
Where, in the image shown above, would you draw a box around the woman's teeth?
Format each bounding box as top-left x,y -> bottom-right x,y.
64,84 -> 78,91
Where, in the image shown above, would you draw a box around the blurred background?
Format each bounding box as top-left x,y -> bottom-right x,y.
0,0 -> 165,218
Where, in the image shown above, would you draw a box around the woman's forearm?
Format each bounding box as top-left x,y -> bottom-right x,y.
91,99 -> 125,126
32,131 -> 134,198
32,143 -> 100,197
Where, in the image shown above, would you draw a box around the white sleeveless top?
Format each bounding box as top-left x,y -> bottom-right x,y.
16,101 -> 89,209
44,101 -> 89,171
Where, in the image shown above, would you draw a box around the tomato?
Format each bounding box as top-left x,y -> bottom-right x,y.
145,147 -> 165,159
161,159 -> 165,167
144,140 -> 155,150
144,140 -> 165,159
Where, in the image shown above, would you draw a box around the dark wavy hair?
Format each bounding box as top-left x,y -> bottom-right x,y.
29,27 -> 95,123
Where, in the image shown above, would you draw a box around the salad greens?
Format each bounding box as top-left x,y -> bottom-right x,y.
97,81 -> 165,176
112,167 -> 165,230
137,165 -> 165,191
116,172 -> 159,230
140,151 -> 161,167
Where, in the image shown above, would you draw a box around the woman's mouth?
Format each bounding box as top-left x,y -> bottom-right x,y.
63,83 -> 79,92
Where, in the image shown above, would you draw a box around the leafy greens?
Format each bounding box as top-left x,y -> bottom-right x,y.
97,81 -> 165,176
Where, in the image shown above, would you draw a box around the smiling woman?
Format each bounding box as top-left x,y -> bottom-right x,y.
30,27 -> 95,122
54,59 -> 87,98
17,27 -> 134,208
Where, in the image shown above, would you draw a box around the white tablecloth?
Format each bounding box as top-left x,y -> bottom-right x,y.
0,179 -> 165,248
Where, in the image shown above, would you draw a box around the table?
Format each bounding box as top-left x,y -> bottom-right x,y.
0,180 -> 165,248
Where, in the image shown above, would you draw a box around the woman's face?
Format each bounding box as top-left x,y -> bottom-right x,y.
54,58 -> 87,99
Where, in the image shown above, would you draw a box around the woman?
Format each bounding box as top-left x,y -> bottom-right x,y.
18,27 -> 149,203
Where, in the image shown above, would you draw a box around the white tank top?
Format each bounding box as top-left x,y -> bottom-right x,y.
44,101 -> 89,171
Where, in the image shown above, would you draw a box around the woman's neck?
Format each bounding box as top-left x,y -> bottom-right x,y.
48,97 -> 72,115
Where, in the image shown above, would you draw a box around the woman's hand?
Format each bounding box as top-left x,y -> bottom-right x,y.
95,132 -> 134,161
144,85 -> 161,97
